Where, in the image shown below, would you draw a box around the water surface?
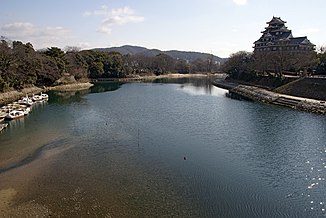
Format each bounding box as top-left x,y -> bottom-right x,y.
0,77 -> 325,217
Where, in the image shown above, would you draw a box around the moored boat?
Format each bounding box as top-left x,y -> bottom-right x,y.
0,111 -> 7,121
16,107 -> 31,116
5,110 -> 25,120
18,95 -> 34,106
32,94 -> 43,102
40,92 -> 49,100
0,123 -> 8,132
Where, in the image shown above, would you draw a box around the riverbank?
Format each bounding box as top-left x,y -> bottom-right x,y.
46,82 -> 94,92
213,79 -> 326,114
0,82 -> 94,106
92,73 -> 224,82
274,76 -> 326,101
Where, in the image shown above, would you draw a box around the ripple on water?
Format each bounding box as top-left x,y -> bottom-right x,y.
1,81 -> 326,217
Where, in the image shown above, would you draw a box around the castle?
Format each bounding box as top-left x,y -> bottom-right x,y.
253,17 -> 315,53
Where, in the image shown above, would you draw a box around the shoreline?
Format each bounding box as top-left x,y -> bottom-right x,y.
92,73 -> 222,82
0,74 -> 220,106
45,82 -> 94,92
0,82 -> 94,106
213,79 -> 326,114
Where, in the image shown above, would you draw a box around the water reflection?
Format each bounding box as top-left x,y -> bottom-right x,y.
48,90 -> 90,105
178,83 -> 227,97
90,82 -> 121,93
153,76 -> 218,95
1,77 -> 325,217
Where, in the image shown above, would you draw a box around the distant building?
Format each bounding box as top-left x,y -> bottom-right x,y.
254,17 -> 315,53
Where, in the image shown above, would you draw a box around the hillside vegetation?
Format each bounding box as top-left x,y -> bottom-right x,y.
94,45 -> 225,63
0,41 -> 222,92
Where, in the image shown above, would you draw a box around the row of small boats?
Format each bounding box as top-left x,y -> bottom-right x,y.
0,92 -> 49,122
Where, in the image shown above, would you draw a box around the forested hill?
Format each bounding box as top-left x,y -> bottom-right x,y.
94,45 -> 226,63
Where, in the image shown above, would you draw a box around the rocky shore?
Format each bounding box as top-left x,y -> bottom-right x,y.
213,80 -> 326,115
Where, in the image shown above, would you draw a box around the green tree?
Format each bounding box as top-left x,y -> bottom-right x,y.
44,47 -> 67,74
221,51 -> 254,79
103,52 -> 124,78
45,47 -> 65,59
152,53 -> 175,75
89,61 -> 104,78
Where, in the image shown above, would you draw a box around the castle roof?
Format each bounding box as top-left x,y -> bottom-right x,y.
289,37 -> 315,46
267,16 -> 286,25
254,17 -> 315,48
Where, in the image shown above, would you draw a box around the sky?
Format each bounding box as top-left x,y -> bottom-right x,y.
0,0 -> 325,58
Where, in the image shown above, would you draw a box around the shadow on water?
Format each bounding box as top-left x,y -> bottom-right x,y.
90,81 -> 122,93
49,76 -> 221,105
47,90 -> 90,105
48,78 -> 216,106
0,138 -> 69,174
47,82 -> 122,105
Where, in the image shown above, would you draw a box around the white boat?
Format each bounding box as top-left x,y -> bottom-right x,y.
18,107 -> 31,115
5,110 -> 25,120
32,94 -> 43,102
32,92 -> 49,102
40,92 -> 49,100
1,105 -> 16,112
18,96 -> 34,106
0,110 -> 7,120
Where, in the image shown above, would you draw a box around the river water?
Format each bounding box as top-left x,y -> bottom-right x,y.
0,77 -> 326,217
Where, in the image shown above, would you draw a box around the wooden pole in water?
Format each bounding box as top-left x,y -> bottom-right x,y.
138,128 -> 140,147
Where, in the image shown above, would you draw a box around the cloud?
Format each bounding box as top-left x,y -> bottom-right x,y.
84,6 -> 144,34
233,0 -> 247,6
1,22 -> 72,49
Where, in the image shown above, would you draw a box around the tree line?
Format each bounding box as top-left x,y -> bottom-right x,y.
0,40 -> 220,92
221,46 -> 326,85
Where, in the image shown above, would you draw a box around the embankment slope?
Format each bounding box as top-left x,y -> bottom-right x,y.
274,77 -> 326,101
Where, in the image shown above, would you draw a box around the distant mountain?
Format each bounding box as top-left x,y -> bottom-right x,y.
94,45 -> 226,63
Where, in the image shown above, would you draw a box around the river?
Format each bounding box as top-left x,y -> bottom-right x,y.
0,77 -> 325,217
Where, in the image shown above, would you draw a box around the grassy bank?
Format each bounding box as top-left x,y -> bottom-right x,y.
0,82 -> 94,106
